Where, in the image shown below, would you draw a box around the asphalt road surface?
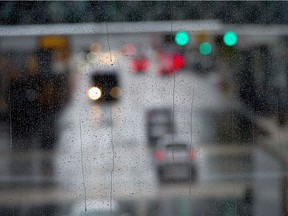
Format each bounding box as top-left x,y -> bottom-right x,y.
54,49 -> 253,201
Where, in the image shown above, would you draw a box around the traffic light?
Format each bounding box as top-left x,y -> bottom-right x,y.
195,32 -> 213,56
158,32 -> 188,74
175,31 -> 190,46
173,53 -> 185,70
214,33 -> 238,58
163,34 -> 174,44
88,72 -> 120,102
162,32 -> 190,47
196,33 -> 209,44
199,42 -> 212,55
223,31 -> 238,47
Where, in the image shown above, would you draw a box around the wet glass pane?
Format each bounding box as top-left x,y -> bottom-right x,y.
0,1 -> 288,216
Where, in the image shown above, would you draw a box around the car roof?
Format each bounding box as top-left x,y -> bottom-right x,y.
91,71 -> 118,76
71,199 -> 118,214
155,134 -> 190,148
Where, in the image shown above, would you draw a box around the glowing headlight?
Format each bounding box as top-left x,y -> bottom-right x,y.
88,87 -> 102,100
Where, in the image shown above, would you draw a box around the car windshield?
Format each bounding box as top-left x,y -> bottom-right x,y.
166,144 -> 188,152
0,2 -> 287,216
79,211 -> 119,216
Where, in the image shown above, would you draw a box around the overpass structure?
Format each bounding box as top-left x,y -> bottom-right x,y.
1,20 -> 288,36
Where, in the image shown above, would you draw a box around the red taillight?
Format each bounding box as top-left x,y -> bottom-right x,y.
138,59 -> 150,72
158,52 -> 185,76
129,59 -> 150,73
154,150 -> 165,161
189,150 -> 198,160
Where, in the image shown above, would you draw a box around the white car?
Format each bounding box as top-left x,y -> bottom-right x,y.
68,199 -> 126,216
153,135 -> 198,183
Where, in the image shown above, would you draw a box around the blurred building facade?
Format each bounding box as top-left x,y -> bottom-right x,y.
1,2 -> 288,25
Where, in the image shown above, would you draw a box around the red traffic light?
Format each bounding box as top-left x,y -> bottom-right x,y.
173,53 -> 185,71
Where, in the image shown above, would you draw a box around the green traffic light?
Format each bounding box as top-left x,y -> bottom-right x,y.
199,42 -> 212,55
175,31 -> 189,46
223,31 -> 238,46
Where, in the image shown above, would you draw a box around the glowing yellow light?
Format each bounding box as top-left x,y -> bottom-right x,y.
110,87 -> 121,99
39,36 -> 68,49
88,87 -> 102,100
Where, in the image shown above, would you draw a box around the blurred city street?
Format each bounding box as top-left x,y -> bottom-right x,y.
1,2 -> 288,215
0,45 -> 257,213
53,52 -> 251,200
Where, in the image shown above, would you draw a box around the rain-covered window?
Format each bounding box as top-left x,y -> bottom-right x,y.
0,2 -> 288,216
